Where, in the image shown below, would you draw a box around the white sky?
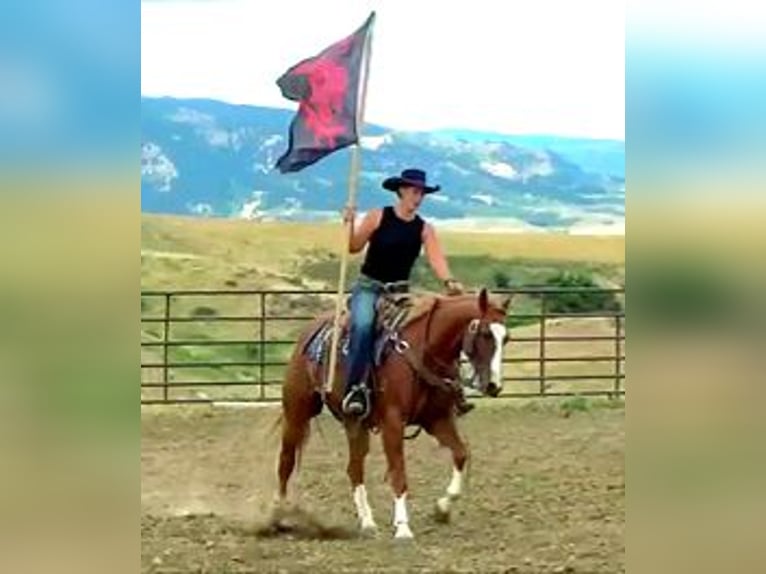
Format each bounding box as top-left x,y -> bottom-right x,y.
141,0 -> 625,140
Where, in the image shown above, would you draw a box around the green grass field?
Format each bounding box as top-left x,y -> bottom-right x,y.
141,213 -> 624,290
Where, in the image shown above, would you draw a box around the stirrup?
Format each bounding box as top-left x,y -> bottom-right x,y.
342,384 -> 370,418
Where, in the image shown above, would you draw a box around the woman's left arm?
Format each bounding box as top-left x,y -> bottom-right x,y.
423,223 -> 463,292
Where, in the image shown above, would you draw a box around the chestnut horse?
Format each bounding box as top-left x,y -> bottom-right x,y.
276,288 -> 511,539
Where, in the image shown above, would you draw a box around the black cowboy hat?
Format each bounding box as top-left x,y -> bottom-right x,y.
382,168 -> 441,194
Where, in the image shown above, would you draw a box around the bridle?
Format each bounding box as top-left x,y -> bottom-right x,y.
459,318 -> 490,389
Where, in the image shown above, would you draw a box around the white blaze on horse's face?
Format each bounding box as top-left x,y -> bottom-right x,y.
488,322 -> 507,390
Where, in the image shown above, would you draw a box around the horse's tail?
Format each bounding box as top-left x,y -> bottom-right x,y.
269,409 -> 283,439
463,434 -> 473,495
295,418 -> 312,473
274,400 -> 315,475
278,329 -> 325,476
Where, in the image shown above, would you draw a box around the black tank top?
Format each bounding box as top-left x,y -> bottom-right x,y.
361,206 -> 425,283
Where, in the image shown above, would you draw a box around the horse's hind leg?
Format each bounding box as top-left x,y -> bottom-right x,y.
345,424 -> 377,534
427,416 -> 468,523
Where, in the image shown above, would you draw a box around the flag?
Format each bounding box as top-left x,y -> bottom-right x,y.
275,12 -> 375,173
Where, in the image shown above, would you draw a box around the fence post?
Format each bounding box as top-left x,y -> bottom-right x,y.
162,293 -> 171,403
614,314 -> 623,397
539,295 -> 547,396
259,292 -> 266,400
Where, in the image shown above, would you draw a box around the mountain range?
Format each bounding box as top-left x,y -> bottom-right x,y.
141,97 -> 624,233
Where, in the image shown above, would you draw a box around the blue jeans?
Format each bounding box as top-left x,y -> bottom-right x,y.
345,280 -> 380,393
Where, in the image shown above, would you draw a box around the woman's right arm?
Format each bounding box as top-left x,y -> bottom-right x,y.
345,207 -> 382,254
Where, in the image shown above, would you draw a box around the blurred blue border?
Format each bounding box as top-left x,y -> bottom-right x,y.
0,0 -> 139,171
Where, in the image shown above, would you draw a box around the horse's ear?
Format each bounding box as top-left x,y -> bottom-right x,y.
478,287 -> 489,315
501,293 -> 514,312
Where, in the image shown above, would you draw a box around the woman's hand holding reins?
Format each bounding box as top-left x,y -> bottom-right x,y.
444,278 -> 465,296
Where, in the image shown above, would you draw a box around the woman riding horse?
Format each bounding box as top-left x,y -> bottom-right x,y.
341,168 -> 470,417
277,287 -> 511,539
274,168 -> 511,539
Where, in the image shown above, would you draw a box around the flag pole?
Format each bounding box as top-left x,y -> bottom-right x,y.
324,14 -> 375,394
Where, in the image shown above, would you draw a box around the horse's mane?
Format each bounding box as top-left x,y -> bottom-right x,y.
397,292 -> 440,329
382,290 -> 510,331
397,291 -> 507,330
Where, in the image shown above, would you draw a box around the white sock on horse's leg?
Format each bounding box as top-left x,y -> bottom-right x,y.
436,467 -> 463,514
353,484 -> 377,531
393,493 -> 414,539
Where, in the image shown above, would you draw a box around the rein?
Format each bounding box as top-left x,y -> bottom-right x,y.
392,298 -> 463,394
393,298 -> 468,440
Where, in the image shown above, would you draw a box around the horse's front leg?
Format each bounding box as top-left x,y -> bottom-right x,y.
428,416 -> 468,522
381,409 -> 413,539
345,423 -> 377,534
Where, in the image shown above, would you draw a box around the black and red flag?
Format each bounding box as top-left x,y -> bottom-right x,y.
274,12 -> 375,173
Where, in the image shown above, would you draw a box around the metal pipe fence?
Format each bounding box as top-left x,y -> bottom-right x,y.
140,287 -> 625,404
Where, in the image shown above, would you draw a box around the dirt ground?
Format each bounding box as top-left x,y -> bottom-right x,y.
141,401 -> 624,573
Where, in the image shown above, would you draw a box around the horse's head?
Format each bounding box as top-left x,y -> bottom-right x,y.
460,288 -> 512,397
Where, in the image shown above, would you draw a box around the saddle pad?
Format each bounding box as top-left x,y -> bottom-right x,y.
301,292 -> 440,369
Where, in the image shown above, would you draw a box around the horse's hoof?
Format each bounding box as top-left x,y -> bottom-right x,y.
360,522 -> 378,538
434,499 -> 451,523
393,523 -> 414,540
